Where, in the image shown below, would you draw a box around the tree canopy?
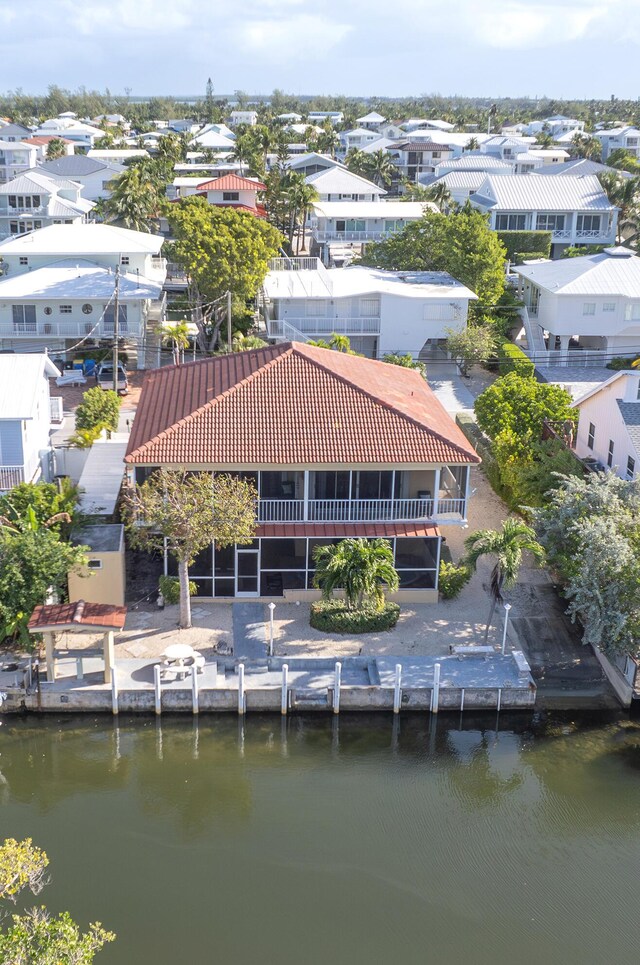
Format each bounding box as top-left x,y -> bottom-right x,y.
313,538 -> 399,611
474,372 -> 575,441
359,207 -> 507,308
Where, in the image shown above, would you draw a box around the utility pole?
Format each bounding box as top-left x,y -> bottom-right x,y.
113,266 -> 120,392
227,289 -> 232,352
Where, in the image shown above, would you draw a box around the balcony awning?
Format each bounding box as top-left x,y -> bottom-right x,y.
256,522 -> 440,539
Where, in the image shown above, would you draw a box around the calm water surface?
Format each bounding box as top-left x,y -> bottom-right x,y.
1,712 -> 639,965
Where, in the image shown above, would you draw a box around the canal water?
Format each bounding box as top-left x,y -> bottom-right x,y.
1,712 -> 638,965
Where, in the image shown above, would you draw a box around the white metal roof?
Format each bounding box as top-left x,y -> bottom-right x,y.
0,171 -> 81,194
0,223 -> 164,255
87,149 -> 150,159
264,264 -> 478,301
435,155 -> 512,173
312,201 -> 434,219
513,247 -> 640,295
472,174 -> 614,211
356,112 -> 386,124
77,437 -> 128,516
306,167 -> 385,195
430,172 -> 488,190
0,353 -> 60,419
0,259 -> 162,300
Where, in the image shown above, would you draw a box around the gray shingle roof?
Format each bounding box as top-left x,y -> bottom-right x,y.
617,401 -> 640,455
39,155 -> 109,177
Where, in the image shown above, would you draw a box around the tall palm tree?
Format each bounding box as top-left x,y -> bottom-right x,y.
162,321 -> 191,365
344,148 -> 372,179
424,181 -> 452,213
464,519 -> 545,642
364,150 -> 397,189
464,137 -> 480,152
597,172 -> 640,243
570,132 -> 601,161
103,164 -> 163,232
292,182 -> 319,253
313,538 -> 399,611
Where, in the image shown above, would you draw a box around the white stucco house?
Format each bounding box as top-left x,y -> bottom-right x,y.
228,111 -> 258,127
0,353 -> 62,492
356,112 -> 387,131
470,175 -> 617,256
593,126 -> 640,161
339,128 -> 384,153
572,370 -> 640,480
0,171 -> 95,239
307,112 -> 343,126
261,257 -> 477,358
310,200 -> 435,265
526,116 -> 585,138
387,141 -> 455,181
36,115 -> 104,151
0,224 -> 167,364
305,167 -> 385,202
513,246 -> 640,364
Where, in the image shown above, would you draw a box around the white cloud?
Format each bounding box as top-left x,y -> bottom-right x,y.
241,14 -> 352,61
469,1 -> 605,49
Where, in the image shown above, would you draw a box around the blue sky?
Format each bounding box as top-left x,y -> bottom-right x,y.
2,0 -> 639,99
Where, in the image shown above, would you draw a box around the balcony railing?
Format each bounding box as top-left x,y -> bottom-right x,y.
0,466 -> 25,491
269,317 -> 381,337
268,257 -> 322,271
313,229 -> 390,242
0,321 -> 135,338
258,497 -> 466,523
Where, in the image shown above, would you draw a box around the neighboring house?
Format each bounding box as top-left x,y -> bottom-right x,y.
356,112 -> 387,130
526,115 -> 585,138
305,167 -> 385,202
190,127 -> 236,152
88,148 -> 150,164
228,111 -> 258,127
36,115 -> 104,151
401,132 -> 492,157
433,153 -> 514,177
339,128 -> 384,153
534,157 -> 633,179
0,223 -> 167,362
0,123 -> 32,142
0,171 -> 95,239
470,175 -> 617,256
388,141 -> 454,181
592,126 -> 640,160
528,148 -> 570,166
310,200 -> 435,264
0,353 -> 62,492
513,246 -> 640,363
261,257 -> 477,357
22,135 -> 75,162
0,140 -> 39,184
403,118 -> 455,133
124,343 -> 480,600
572,370 -> 640,480
276,113 -> 302,124
37,155 -> 124,201
307,111 -> 343,125
420,171 -> 488,206
191,174 -> 266,215
480,135 -> 537,161
285,153 -> 343,177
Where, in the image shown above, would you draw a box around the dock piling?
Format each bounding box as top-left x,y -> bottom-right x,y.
191,665 -> 199,715
432,663 -> 441,714
238,663 -> 245,715
334,662 -> 342,714
281,664 -> 289,715
393,663 -> 402,714
111,667 -> 118,716
154,664 -> 162,716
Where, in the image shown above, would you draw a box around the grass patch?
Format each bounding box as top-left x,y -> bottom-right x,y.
310,600 -> 400,634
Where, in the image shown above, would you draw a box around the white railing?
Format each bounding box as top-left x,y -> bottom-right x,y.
313,230 -> 388,242
268,257 -> 322,271
540,349 -> 609,368
257,497 -> 466,523
150,257 -> 167,271
576,229 -> 606,239
49,396 -> 63,424
0,321 -> 136,338
0,466 -> 24,491
269,317 -> 380,337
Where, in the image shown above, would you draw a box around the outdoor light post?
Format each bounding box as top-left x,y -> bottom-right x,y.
501,603 -> 512,655
268,602 -> 276,657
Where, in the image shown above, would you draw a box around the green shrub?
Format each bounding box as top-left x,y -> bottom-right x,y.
310,600 -> 400,634
159,574 -> 197,605
75,387 -> 120,433
514,251 -> 549,264
497,230 -> 552,262
607,355 -> 640,370
498,341 -> 535,377
438,560 -> 470,599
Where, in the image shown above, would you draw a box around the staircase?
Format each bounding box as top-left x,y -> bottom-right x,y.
519,305 -> 546,360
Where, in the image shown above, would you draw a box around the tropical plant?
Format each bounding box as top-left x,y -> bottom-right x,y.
422,181 -> 452,212
363,150 -> 398,188
158,574 -> 196,606
438,560 -> 471,599
570,132 -> 602,160
464,519 -> 545,641
123,470 -> 257,629
381,353 -> 426,377
474,372 -> 575,441
75,386 -> 120,433
605,148 -> 640,173
0,480 -> 79,534
597,172 -> 640,243
445,325 -> 498,376
162,320 -> 191,365
45,137 -> 68,160
344,148 -> 372,179
313,538 -> 399,611
102,162 -> 165,231
464,137 -> 480,151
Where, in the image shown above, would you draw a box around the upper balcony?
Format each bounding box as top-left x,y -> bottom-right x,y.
268,317 -> 381,338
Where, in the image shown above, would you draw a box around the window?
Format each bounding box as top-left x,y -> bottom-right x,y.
495,214 -> 526,231
19,257 -> 27,265
583,303 -> 596,316
587,422 -> 595,450
627,456 -> 636,480
603,303 -> 616,312
9,221 -> 18,234
8,195 -> 16,208
120,256 -> 130,266
536,214 -> 565,231
345,219 -> 366,232
607,440 -> 614,468
360,297 -> 380,317
59,305 -> 72,314
577,214 -> 601,232
222,191 -> 240,201
305,300 -> 327,316
12,304 -> 36,332
87,559 -> 103,570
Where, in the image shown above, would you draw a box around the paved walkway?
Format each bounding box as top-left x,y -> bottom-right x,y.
232,602 -> 268,659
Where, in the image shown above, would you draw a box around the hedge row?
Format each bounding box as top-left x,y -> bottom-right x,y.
310,600 -> 400,634
497,230 -> 552,262
498,341 -> 535,377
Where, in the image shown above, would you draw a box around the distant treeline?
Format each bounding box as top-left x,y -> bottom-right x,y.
2,84 -> 640,130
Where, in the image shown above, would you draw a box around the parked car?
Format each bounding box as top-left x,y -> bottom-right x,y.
95,361 -> 128,394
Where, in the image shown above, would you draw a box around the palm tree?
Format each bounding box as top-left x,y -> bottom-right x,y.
424,181 -> 452,213
45,137 -> 68,160
570,132 -> 602,161
162,321 -> 190,365
313,538 -> 399,611
464,519 -> 545,642
597,172 -> 640,243
363,150 -> 397,189
344,148 -> 372,179
464,137 -> 480,152
292,182 -> 319,253
103,163 -> 163,232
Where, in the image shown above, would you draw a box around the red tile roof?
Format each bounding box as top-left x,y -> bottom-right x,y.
125,342 -> 480,467
22,135 -> 74,146
257,522 -> 439,539
196,174 -> 266,192
28,600 -> 127,632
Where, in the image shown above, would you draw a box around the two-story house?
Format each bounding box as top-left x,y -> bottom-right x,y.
356,112 -> 387,131
261,258 -> 477,357
593,126 -> 640,161
308,112 -> 343,126
526,116 -> 585,138
190,174 -> 266,215
0,123 -> 32,142
572,370 -> 640,481
0,171 -> 95,239
388,141 -> 455,181
0,353 -> 62,492
470,175 -> 617,257
228,111 -> 258,127
339,128 -> 383,154
0,223 -> 167,364
305,167 -> 385,202
310,201 -> 435,265
124,343 -> 480,601
0,141 -> 39,184
36,115 -> 104,152
37,155 -> 125,201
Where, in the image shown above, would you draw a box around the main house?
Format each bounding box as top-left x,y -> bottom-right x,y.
513,246 -> 640,365
261,258 -> 477,357
0,353 -> 62,492
0,171 -> 95,239
387,141 -> 455,181
125,343 -> 480,601
470,174 -> 617,256
572,370 -> 640,481
0,223 -> 167,363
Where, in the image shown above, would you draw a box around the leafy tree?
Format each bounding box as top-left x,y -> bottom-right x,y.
445,325 -> 497,377
45,137 -> 68,160
465,137 -> 480,151
167,198 -> 283,353
532,473 -> 640,656
464,518 -> 545,641
0,908 -> 114,963
570,132 -> 602,160
381,353 -> 426,377
0,839 -> 48,901
606,148 -> 640,173
474,372 -> 574,441
124,470 -> 257,629
0,481 -> 79,535
597,172 -> 640,243
360,208 -> 507,309
313,538 -> 399,611
75,387 -> 120,433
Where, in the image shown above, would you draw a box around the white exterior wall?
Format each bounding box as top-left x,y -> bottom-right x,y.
574,374 -> 640,479
524,285 -> 640,348
0,298 -> 147,342
313,214 -> 423,241
486,209 -> 617,248
378,292 -> 469,355
1,250 -> 164,282
63,168 -> 122,201
0,145 -> 38,183
204,187 -> 258,207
